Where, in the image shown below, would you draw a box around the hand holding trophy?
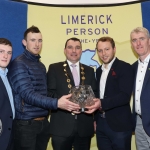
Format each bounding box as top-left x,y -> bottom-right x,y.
69,85 -> 95,112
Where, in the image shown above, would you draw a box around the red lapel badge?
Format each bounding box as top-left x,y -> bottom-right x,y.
111,69 -> 116,76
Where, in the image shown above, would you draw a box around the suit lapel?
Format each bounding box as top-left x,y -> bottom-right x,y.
109,58 -> 119,73
104,58 -> 119,93
65,61 -> 75,86
98,66 -> 102,84
0,77 -> 9,99
132,61 -> 138,113
96,66 -> 102,98
79,63 -> 85,85
142,61 -> 150,92
133,62 -> 138,94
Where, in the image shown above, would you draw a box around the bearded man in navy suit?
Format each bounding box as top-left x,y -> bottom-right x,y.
0,38 -> 14,150
94,36 -> 134,150
131,27 -> 150,150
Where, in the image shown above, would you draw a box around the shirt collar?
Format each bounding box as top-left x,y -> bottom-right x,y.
0,67 -> 8,76
101,57 -> 116,70
138,54 -> 150,64
67,60 -> 80,67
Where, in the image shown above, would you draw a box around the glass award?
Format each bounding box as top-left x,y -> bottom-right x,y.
69,85 -> 95,112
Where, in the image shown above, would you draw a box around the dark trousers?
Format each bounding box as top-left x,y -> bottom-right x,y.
13,118 -> 50,150
6,129 -> 14,150
96,116 -> 132,150
51,121 -> 91,150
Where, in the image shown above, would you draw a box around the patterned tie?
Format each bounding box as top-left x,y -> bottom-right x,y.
71,64 -> 79,86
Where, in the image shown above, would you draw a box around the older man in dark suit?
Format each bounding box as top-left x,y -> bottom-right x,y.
0,38 -> 14,150
47,37 -> 100,150
131,27 -> 150,150
95,36 -> 134,150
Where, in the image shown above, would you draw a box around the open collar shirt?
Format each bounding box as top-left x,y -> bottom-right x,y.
100,57 -> 116,99
135,54 -> 150,115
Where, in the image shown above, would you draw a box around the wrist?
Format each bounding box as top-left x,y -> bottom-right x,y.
99,106 -> 102,110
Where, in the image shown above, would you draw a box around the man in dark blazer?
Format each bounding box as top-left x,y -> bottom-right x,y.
0,38 -> 14,150
131,27 -> 150,150
47,37 -> 100,150
95,36 -> 134,150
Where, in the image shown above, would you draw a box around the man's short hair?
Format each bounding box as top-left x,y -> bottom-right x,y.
96,36 -> 115,49
24,25 -> 41,40
0,38 -> 12,47
130,27 -> 150,39
65,37 -> 81,48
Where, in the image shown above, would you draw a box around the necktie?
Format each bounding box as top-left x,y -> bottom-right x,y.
71,64 -> 79,86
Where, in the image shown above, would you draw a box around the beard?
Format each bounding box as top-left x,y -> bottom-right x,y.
102,55 -> 115,65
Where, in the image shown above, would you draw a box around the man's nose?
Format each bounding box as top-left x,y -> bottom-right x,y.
35,41 -> 39,46
3,52 -> 8,58
102,50 -> 106,55
137,40 -> 141,45
72,48 -> 76,52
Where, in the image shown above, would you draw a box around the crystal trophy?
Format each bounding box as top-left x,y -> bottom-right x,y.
69,85 -> 95,112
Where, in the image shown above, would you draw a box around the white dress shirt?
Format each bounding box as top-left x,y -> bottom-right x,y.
135,54 -> 150,115
100,57 -> 116,99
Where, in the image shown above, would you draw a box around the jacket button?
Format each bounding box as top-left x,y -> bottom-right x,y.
8,128 -> 11,130
10,116 -> 12,118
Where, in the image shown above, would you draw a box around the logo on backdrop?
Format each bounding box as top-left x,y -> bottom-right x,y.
81,49 -> 100,69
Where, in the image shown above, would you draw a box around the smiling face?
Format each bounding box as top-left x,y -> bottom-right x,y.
0,44 -> 12,70
64,40 -> 82,64
22,32 -> 42,55
131,31 -> 150,61
97,41 -> 116,66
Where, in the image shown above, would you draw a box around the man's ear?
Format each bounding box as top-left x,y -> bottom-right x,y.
22,39 -> 27,47
64,48 -> 66,55
148,38 -> 150,45
114,47 -> 116,53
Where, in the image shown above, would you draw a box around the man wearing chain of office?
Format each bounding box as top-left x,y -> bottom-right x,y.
47,37 -> 100,150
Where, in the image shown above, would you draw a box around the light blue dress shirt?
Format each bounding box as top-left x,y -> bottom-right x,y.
0,68 -> 15,119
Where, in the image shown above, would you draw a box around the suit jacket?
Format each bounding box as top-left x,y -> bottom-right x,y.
132,60 -> 150,136
96,58 -> 134,132
47,61 -> 97,137
0,77 -> 13,150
